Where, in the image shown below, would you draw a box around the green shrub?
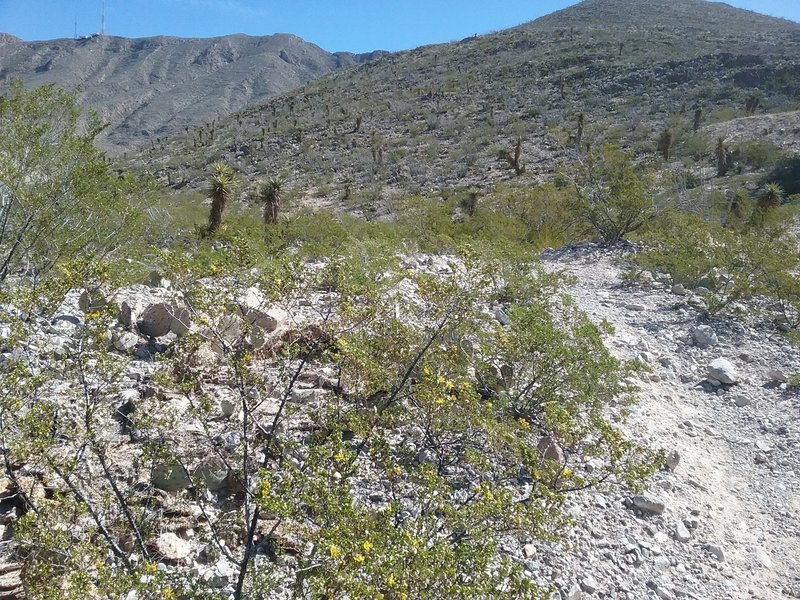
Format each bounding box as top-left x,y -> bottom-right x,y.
568,144 -> 656,244
635,210 -> 800,320
0,79 -> 151,287
763,156 -> 800,196
733,140 -> 786,170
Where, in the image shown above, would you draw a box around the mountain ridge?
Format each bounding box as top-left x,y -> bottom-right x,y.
525,0 -> 800,31
0,32 -> 385,152
132,0 -> 800,209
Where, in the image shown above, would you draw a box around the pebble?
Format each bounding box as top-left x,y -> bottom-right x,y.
665,450 -> 681,472
705,544 -> 725,562
673,521 -> 691,542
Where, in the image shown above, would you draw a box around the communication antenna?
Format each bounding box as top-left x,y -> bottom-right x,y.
74,16 -> 78,39
101,0 -> 106,35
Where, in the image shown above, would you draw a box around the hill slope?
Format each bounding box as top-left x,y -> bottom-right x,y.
137,0 -> 800,212
0,33 -> 382,152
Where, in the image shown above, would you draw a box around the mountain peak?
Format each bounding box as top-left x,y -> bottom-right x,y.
0,33 -> 22,44
526,0 -> 800,32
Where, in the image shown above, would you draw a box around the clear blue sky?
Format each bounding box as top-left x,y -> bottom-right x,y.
1,0 -> 798,52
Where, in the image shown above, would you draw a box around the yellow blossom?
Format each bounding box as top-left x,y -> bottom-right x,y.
329,545 -> 341,559
362,540 -> 373,553
354,553 -> 365,563
387,574 -> 396,588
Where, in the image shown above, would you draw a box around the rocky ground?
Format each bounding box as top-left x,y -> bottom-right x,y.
0,243 -> 798,599
538,243 -> 800,600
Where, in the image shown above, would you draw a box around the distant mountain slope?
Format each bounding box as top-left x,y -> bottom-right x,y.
526,0 -> 799,32
0,33 -> 383,152
136,0 -> 799,210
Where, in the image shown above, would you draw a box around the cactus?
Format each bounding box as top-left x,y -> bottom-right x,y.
693,108 -> 703,133
715,138 -> 732,177
657,129 -> 673,160
745,96 -> 760,115
505,136 -> 525,176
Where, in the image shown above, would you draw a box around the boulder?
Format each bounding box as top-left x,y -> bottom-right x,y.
692,325 -> 718,348
237,286 -> 264,310
137,303 -> 174,337
707,358 -> 739,385
153,532 -> 191,563
151,463 -> 192,492
112,331 -> 140,354
631,495 -> 666,515
537,436 -> 565,464
766,369 -> 788,383
194,458 -> 231,492
674,521 -> 691,542
169,305 -> 192,336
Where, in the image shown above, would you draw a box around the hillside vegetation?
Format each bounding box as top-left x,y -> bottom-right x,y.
132,0 -> 800,220
0,1 -> 799,598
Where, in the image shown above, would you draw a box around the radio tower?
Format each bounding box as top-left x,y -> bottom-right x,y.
101,0 -> 106,35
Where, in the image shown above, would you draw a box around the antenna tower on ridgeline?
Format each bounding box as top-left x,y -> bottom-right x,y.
101,0 -> 106,35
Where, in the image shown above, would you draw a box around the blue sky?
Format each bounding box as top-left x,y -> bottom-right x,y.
1,0 -> 798,52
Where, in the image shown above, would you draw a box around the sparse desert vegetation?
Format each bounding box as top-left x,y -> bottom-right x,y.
0,1 -> 799,598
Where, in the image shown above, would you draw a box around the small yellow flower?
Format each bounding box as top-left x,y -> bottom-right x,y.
329,545 -> 341,558
387,574 -> 396,588
517,417 -> 531,431
562,467 -> 573,478
362,540 -> 373,553
334,450 -> 345,462
354,553 -> 365,563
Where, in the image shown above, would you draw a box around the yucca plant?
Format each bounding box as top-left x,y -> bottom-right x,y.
758,183 -> 784,212
259,178 -> 283,225
206,162 -> 234,235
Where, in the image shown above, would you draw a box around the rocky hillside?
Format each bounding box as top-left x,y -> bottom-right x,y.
0,33 -> 383,152
0,243 -> 797,599
134,0 -> 800,213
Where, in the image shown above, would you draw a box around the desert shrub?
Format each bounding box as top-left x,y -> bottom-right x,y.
733,140 -> 786,170
0,79 -> 151,286
568,144 -> 656,244
487,183 -> 580,249
681,134 -> 710,160
635,210 -> 800,320
1,238 -> 662,598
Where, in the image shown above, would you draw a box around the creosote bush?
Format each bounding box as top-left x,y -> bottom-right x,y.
2,233 -> 661,598
568,144 -> 655,244
633,209 -> 800,325
0,79 -> 151,286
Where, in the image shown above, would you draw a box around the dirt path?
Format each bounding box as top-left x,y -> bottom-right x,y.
541,243 -> 800,600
